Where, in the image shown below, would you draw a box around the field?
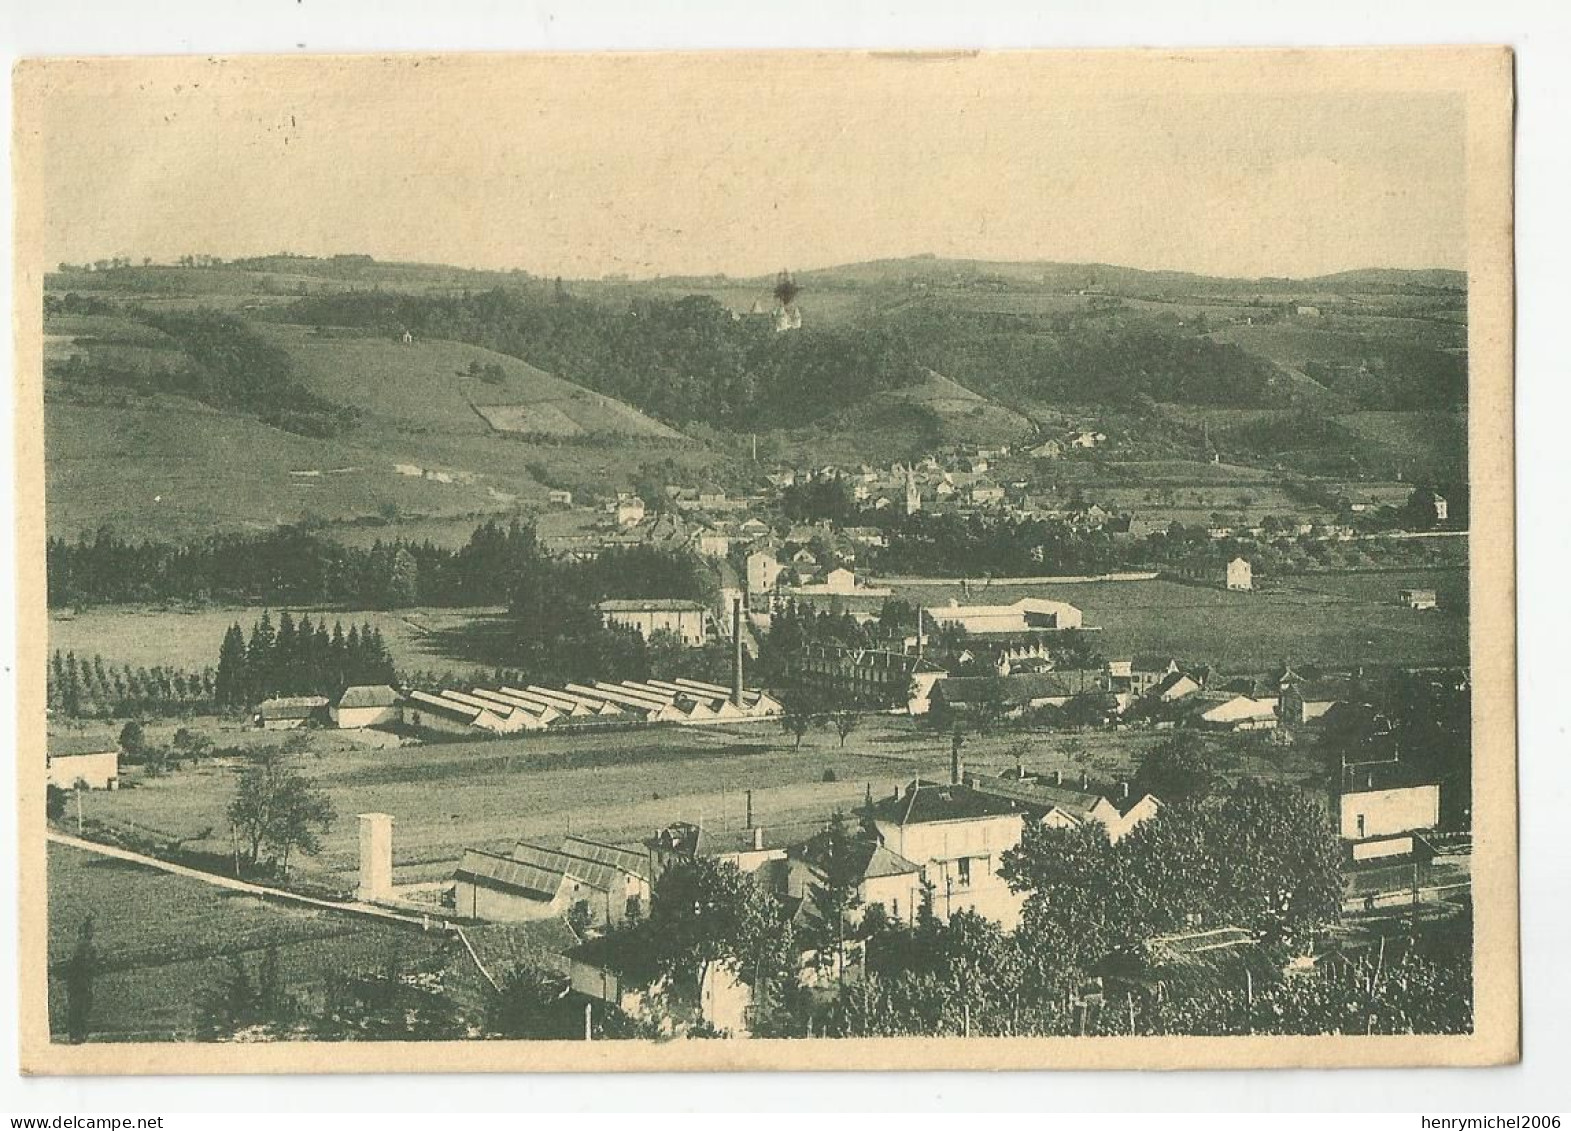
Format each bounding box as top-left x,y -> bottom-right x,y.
62,707 -> 1331,903
48,603 -> 504,674
46,842 -> 453,1040
858,569 -> 1468,670
42,309 -> 725,541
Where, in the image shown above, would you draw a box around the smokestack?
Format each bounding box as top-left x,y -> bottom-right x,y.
916,607 -> 925,662
357,813 -> 394,902
745,789 -> 754,829
950,730 -> 964,786
1081,770 -> 1089,790
1121,781 -> 1130,801
732,599 -> 745,707
752,826 -> 765,852
1054,769 -> 1062,786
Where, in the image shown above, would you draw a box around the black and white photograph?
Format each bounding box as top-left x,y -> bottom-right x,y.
11,46 -> 1517,1074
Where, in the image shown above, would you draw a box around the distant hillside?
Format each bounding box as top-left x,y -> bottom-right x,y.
261,325 -> 682,441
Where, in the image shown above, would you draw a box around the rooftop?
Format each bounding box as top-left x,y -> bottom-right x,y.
596,598 -> 709,613
47,734 -> 118,758
335,684 -> 400,709
870,779 -> 1028,827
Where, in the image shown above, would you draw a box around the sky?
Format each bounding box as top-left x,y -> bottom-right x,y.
25,53 -> 1468,280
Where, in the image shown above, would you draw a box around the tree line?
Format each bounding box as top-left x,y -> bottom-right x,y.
48,307 -> 359,439
214,612 -> 397,709
281,287 -> 929,430
48,649 -> 214,719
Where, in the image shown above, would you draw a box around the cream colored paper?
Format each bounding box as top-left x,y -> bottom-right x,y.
12,47 -> 1516,1073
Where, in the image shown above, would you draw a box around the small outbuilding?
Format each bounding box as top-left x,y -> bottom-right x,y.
47,736 -> 120,791
330,684 -> 402,729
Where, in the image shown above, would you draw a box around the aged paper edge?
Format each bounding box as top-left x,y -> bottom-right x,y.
11,45 -> 1518,1075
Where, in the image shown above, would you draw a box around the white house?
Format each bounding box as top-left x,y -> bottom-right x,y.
597,599 -> 710,647
1399,588 -> 1438,611
746,549 -> 785,594
1226,557 -> 1253,592
1339,761 -> 1441,841
869,779 -> 1030,928
46,736 -> 120,790
330,685 -> 401,729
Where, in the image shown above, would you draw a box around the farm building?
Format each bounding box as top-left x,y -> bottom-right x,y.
547,489 -> 573,507
597,598 -> 709,647
453,838 -> 649,928
1169,556 -> 1253,591
1399,588 -> 1439,611
405,690 -> 502,735
1338,759 -> 1441,841
931,672 -> 1104,717
46,735 -> 119,790
1279,679 -> 1359,726
254,695 -> 328,730
1199,695 -> 1279,730
1150,670 -> 1203,703
330,684 -> 401,729
1106,656 -> 1183,697
924,597 -> 1084,636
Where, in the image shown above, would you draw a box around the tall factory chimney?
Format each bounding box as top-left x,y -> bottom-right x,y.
950,729 -> 965,787
732,598 -> 745,707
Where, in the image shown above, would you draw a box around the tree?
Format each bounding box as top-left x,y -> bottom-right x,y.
805,813 -> 863,985
226,747 -> 336,876
647,856 -> 794,1001
780,689 -> 824,751
46,784 -> 67,822
117,720 -> 146,759
830,700 -> 863,748
62,916 -> 98,1043
1133,733 -> 1218,804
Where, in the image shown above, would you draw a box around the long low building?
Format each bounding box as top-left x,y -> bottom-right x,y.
395,679 -> 783,737
924,597 -> 1084,635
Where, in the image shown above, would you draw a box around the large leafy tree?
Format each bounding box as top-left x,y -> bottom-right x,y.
226,746 -> 336,877
647,857 -> 795,997
1003,781 -> 1344,987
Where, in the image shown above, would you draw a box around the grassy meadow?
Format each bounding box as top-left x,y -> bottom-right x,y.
46,843 -> 453,1040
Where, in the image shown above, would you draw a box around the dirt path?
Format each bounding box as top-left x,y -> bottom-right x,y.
46,829 -> 450,930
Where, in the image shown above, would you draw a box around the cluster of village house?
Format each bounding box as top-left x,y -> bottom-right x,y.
336,686 -> 1443,1034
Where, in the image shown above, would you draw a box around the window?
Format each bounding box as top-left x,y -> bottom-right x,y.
1356,814 -> 1367,838
956,857 -> 972,888
625,895 -> 642,920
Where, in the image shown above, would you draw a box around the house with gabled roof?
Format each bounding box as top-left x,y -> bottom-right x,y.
453,835 -> 651,928
331,684 -> 401,729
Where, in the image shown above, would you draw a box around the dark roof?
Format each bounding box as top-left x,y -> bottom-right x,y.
597,598 -> 707,613
455,848 -> 567,901
1291,679 -> 1361,704
47,734 -> 118,758
512,841 -> 624,893
258,695 -> 329,719
870,780 -> 1028,827
461,919 -> 580,975
554,835 -> 649,882
792,830 -> 923,881
934,673 -> 1071,706
335,684 -> 400,708
1341,759 -> 1439,794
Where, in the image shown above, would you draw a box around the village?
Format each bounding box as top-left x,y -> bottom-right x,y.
43,435 -> 1471,1040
